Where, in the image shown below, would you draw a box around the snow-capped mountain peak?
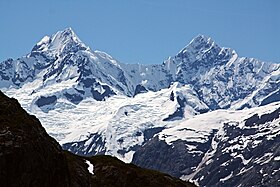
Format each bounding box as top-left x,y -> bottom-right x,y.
174,34 -> 237,69
1,28 -> 280,112
183,34 -> 215,51
176,35 -> 216,58
31,27 -> 88,56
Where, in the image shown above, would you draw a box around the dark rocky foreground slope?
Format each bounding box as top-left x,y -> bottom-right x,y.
0,91 -> 195,187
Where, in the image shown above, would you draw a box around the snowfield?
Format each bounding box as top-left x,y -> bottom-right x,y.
4,80 -> 280,163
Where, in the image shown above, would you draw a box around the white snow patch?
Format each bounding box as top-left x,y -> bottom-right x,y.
273,156 -> 280,161
220,172 -> 233,182
85,160 -> 94,175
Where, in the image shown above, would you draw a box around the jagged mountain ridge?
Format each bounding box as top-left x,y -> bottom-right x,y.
1,28 -> 280,187
1,28 -> 279,110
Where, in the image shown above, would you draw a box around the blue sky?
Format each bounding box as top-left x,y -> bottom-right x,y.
0,0 -> 279,64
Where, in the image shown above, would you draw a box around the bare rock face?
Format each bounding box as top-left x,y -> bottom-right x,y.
132,132 -> 216,178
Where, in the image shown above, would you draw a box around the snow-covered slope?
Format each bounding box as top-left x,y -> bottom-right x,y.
1,28 -> 280,186
4,81 -> 208,162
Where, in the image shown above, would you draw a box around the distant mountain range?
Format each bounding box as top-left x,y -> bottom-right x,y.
1,28 -> 279,186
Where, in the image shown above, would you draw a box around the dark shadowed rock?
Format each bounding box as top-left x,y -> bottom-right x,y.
134,84 -> 148,96
261,89 -> 280,106
35,95 -> 57,107
163,96 -> 186,121
0,91 -> 69,186
132,134 -> 215,178
64,92 -> 83,104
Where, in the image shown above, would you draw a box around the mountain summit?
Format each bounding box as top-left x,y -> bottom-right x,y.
31,27 -> 88,56
176,34 -> 236,67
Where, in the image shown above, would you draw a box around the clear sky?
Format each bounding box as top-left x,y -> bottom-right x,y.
0,0 -> 279,64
